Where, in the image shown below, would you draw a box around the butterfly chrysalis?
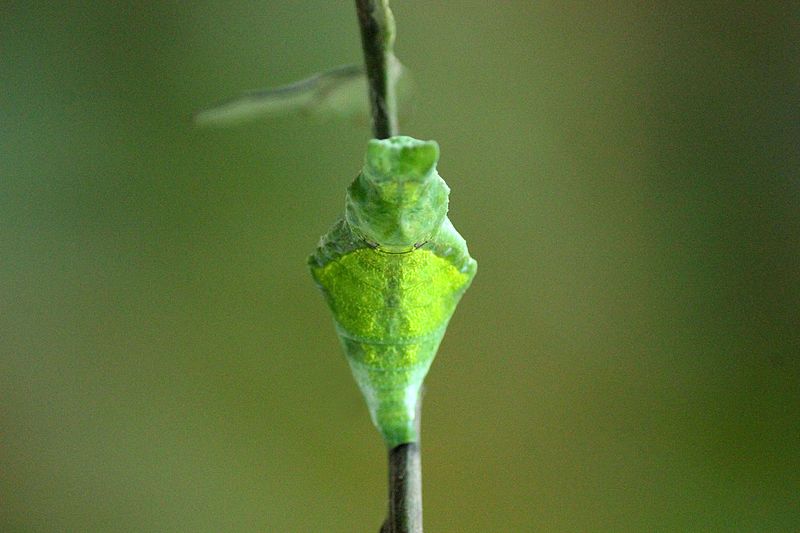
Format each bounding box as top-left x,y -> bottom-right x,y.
309,136 -> 476,447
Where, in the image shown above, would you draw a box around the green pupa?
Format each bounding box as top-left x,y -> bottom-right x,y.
309,136 -> 476,447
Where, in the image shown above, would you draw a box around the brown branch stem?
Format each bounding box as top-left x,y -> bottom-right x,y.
355,0 -> 399,139
354,3 -> 421,531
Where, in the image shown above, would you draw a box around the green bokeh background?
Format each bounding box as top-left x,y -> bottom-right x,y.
2,2 -> 798,531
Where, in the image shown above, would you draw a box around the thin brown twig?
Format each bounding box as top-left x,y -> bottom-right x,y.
354,3 -> 421,531
355,0 -> 399,139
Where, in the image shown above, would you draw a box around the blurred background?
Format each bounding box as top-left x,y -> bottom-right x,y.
2,2 -> 798,531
